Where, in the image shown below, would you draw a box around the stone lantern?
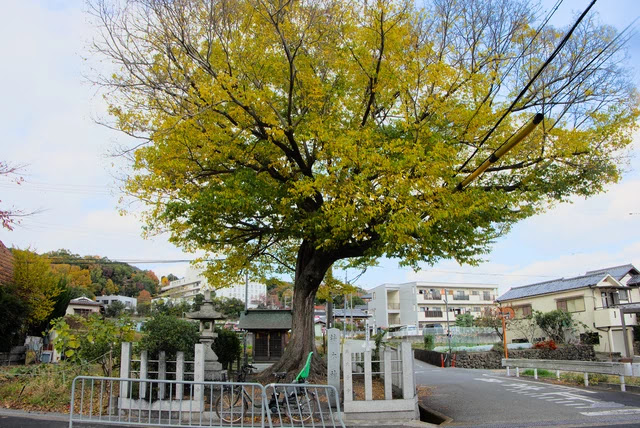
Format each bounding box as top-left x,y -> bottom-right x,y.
185,289 -> 225,380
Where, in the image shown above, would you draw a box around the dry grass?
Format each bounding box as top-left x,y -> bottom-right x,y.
0,363 -> 102,413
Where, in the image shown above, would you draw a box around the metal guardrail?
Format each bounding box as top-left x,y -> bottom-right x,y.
502,358 -> 640,392
69,376 -> 345,428
264,383 -> 344,428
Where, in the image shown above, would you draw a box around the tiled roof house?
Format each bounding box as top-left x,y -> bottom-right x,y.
0,240 -> 14,285
497,264 -> 640,356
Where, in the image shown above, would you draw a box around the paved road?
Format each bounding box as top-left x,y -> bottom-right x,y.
415,359 -> 640,427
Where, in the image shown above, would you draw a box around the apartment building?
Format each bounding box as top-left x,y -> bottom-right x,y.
497,264 -> 640,357
96,295 -> 137,311
368,281 -> 498,329
158,267 -> 267,308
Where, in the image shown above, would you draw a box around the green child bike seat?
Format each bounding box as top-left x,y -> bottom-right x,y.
294,351 -> 313,382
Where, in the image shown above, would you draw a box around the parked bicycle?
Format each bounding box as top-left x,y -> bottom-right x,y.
215,353 -> 316,424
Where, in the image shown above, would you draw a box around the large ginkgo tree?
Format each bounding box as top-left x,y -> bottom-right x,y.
93,0 -> 638,373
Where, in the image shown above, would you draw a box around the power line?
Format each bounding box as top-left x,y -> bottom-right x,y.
458,0 -> 598,172
46,257 -> 221,265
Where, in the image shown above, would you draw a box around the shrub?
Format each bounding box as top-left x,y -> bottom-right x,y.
138,314 -> 200,359
522,369 -> 554,378
424,334 -> 435,351
212,328 -> 242,370
533,310 -> 585,344
51,314 -> 136,376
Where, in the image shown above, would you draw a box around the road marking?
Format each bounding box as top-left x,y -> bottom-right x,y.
482,374 -> 598,394
474,378 -> 504,383
580,408 -> 640,416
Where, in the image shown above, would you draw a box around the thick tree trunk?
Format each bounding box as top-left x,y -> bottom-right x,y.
266,240 -> 334,378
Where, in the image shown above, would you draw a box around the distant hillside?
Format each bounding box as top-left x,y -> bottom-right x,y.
44,249 -> 160,298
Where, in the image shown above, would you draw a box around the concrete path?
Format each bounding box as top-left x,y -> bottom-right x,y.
415,359 -> 640,427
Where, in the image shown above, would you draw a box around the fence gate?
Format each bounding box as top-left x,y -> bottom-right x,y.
69,376 -> 345,428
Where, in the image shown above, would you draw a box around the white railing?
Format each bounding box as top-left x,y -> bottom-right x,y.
502,358 -> 640,392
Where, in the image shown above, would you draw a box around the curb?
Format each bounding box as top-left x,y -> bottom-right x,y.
0,408 -> 68,421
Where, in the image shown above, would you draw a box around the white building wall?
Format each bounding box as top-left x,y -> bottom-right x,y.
96,295 -> 137,309
367,284 -> 390,328
399,284 -> 418,326
161,267 -> 266,308
366,281 -> 498,330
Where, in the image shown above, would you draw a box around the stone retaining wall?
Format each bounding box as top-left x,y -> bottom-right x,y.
415,345 -> 596,370
455,345 -> 596,369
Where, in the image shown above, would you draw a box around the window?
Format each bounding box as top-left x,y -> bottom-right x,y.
619,289 -> 629,301
514,304 -> 532,318
473,307 -> 481,313
74,308 -> 92,316
483,291 -> 492,301
557,297 -> 585,312
471,291 -> 480,295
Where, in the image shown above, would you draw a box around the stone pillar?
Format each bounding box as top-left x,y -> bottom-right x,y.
140,350 -> 148,399
364,349 -> 372,401
343,351 -> 353,404
158,351 -> 166,397
120,342 -> 131,399
194,344 -> 205,405
175,352 -> 184,400
401,341 -> 414,399
383,348 -> 393,400
327,328 -> 341,406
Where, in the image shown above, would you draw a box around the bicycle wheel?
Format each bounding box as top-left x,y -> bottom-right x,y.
286,393 -> 315,423
215,389 -> 247,424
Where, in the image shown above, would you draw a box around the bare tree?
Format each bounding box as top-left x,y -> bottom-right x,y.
0,162 -> 27,231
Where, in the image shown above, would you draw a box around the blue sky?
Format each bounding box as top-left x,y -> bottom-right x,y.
1,0 -> 639,296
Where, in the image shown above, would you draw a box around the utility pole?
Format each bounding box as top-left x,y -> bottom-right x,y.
243,271 -> 249,365
343,271 -> 347,339
443,288 -> 452,355
350,294 -> 354,335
